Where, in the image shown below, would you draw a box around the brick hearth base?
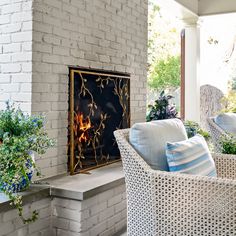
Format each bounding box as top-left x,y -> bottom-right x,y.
0,163 -> 126,236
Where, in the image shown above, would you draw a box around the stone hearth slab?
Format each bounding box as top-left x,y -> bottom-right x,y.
49,162 -> 125,200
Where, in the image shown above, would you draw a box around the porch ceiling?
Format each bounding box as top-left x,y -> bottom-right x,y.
174,0 -> 236,17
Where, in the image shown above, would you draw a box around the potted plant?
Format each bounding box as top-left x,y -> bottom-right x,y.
146,91 -> 177,121
184,120 -> 210,141
0,102 -> 55,223
220,134 -> 236,154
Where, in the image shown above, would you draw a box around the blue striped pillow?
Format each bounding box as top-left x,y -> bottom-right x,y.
166,134 -> 217,177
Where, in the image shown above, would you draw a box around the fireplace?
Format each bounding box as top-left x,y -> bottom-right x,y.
68,67 -> 130,174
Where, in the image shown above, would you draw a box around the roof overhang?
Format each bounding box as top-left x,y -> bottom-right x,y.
157,0 -> 236,23
156,0 -> 198,22
175,0 -> 236,16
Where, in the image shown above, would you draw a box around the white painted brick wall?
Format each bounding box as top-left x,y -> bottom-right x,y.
0,198 -> 51,236
0,183 -> 126,236
52,183 -> 127,236
0,0 -> 148,178
31,0 -> 148,178
0,0 -> 33,113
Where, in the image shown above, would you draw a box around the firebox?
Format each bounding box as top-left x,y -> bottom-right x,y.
68,67 -> 130,175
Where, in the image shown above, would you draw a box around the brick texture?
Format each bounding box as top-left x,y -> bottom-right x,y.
52,184 -> 127,236
0,0 -> 33,113
1,183 -> 126,236
0,0 -> 148,178
0,198 -> 51,236
31,0 -> 148,178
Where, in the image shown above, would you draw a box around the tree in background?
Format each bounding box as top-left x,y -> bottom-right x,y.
220,80 -> 236,113
148,0 -> 182,95
231,77 -> 236,90
148,56 -> 180,91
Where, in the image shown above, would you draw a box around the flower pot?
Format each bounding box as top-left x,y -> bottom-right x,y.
184,124 -> 197,138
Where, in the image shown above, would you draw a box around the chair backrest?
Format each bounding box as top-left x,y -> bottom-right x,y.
214,113 -> 236,135
207,117 -> 227,152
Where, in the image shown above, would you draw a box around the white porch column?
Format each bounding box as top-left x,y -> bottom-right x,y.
184,19 -> 200,123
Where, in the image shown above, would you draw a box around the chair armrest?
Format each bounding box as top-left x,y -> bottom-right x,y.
149,169 -> 236,235
212,152 -> 236,180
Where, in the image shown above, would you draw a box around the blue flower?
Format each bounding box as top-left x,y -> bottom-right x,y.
32,118 -> 39,127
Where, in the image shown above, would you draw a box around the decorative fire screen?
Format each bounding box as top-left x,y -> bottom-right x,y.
69,67 -> 130,175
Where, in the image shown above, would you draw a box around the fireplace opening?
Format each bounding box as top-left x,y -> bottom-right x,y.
68,67 -> 130,174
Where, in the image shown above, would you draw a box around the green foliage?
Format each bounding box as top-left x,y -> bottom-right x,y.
0,102 -> 55,224
207,36 -> 219,45
148,56 -> 180,91
184,120 -> 210,141
148,2 -> 161,64
220,91 -> 236,113
148,1 -> 181,65
146,91 -> 177,121
148,1 -> 181,94
231,78 -> 236,90
220,134 -> 236,154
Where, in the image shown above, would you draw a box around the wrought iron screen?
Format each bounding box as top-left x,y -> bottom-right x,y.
68,67 -> 130,174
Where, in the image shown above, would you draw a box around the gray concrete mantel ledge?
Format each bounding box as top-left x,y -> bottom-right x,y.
49,162 -> 125,201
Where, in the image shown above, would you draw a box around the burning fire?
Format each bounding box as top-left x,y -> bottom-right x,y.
74,113 -> 92,143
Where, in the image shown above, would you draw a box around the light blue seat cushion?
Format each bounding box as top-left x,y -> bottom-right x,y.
215,113 -> 236,135
129,119 -> 188,171
166,134 -> 217,177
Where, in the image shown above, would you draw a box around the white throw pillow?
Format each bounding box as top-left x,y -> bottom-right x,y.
129,118 -> 188,171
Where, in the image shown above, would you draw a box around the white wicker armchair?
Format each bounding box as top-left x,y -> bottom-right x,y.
207,117 -> 227,152
114,128 -> 236,236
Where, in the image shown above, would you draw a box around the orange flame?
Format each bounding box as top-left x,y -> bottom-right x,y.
75,113 -> 92,143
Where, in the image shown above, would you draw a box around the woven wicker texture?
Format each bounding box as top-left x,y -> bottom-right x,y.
207,117 -> 227,152
114,128 -> 236,236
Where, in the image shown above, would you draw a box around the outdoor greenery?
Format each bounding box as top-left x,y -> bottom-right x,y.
146,91 -> 177,121
220,134 -> 236,154
148,1 -> 181,94
220,90 -> 236,113
231,77 -> 236,90
148,56 -> 180,91
0,103 -> 55,223
184,120 -> 210,141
